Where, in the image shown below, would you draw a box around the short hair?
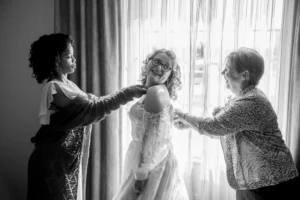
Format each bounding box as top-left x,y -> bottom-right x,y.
226,47 -> 264,86
28,33 -> 73,84
140,49 -> 182,100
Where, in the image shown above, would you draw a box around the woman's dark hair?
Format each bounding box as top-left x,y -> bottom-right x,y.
28,33 -> 73,84
140,49 -> 182,100
226,47 -> 264,86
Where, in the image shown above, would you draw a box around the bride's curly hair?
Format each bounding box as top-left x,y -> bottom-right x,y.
28,33 -> 73,84
140,49 -> 182,100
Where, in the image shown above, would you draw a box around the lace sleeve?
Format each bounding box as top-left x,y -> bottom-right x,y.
134,107 -> 172,181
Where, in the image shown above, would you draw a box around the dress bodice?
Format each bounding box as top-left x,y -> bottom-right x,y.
128,100 -> 174,142
128,101 -> 174,141
128,102 -> 145,141
114,99 -> 189,200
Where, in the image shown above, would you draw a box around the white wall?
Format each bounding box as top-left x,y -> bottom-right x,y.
0,0 -> 54,199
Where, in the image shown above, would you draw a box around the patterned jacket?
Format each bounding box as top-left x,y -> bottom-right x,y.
27,88 -> 134,200
197,85 -> 298,190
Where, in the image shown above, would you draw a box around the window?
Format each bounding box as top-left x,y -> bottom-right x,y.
120,0 -> 285,199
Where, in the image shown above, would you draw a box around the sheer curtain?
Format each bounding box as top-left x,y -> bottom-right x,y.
119,0 -> 286,199
279,0 -> 300,170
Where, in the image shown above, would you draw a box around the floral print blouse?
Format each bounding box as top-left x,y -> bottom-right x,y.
197,85 -> 298,190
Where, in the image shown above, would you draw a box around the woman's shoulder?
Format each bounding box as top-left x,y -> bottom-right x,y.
44,80 -> 65,89
236,87 -> 273,110
41,80 -> 58,94
146,84 -> 170,102
46,80 -> 79,91
243,87 -> 269,102
45,79 -> 86,99
42,80 -> 66,95
144,84 -> 170,113
46,79 -> 69,87
147,84 -> 169,94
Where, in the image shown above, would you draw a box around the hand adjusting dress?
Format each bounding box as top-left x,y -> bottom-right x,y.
113,99 -> 188,200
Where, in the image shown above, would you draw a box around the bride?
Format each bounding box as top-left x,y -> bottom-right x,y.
113,49 -> 189,200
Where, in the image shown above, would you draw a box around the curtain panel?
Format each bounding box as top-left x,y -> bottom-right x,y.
55,0 -> 123,199
279,0 -> 300,170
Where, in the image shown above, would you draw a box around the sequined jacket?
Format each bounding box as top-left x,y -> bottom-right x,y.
197,86 -> 298,190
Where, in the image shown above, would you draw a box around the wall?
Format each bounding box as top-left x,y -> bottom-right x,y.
0,0 -> 54,199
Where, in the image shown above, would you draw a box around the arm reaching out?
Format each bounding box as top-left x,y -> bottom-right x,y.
175,97 -> 262,136
49,84 -> 147,130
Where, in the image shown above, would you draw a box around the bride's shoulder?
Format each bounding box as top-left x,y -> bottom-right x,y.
144,84 -> 170,113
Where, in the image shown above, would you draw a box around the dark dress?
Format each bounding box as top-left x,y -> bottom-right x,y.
27,89 -> 134,200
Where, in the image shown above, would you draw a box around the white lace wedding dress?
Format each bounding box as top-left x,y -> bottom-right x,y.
113,99 -> 189,200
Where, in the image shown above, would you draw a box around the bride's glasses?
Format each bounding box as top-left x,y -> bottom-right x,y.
150,58 -> 172,72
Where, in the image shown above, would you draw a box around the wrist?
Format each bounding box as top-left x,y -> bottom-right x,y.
183,112 -> 190,120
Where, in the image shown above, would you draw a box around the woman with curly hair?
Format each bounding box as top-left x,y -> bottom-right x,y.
27,33 -> 147,200
113,49 -> 189,200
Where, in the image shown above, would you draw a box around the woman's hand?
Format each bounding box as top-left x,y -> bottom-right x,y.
174,108 -> 186,118
126,85 -> 148,98
173,108 -> 191,130
173,116 -> 190,130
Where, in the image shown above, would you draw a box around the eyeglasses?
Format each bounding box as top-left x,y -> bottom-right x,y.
150,58 -> 172,72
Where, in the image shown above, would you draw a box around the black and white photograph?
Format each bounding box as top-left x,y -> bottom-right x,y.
0,0 -> 299,200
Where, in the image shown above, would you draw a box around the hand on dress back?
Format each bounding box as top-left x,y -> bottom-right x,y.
173,108 -> 191,130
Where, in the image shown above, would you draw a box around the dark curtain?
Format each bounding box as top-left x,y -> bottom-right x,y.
281,0 -> 300,170
55,0 -> 123,199
280,0 -> 300,186
288,0 -> 300,171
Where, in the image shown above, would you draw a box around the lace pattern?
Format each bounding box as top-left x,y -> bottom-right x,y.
113,101 -> 189,199
198,86 -> 298,189
135,105 -> 173,180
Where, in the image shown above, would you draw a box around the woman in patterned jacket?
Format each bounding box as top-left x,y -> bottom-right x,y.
174,47 -> 298,200
27,33 -> 147,200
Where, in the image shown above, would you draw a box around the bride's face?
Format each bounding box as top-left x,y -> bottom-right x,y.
145,52 -> 172,87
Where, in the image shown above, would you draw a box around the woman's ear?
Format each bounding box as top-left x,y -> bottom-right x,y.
241,70 -> 250,81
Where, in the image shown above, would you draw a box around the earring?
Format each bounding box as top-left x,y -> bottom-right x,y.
56,66 -> 61,75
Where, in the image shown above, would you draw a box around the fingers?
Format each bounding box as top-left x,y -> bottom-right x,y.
135,85 -> 148,94
173,120 -> 186,130
212,106 -> 222,116
173,116 -> 181,122
174,113 -> 183,120
135,84 -> 148,89
127,85 -> 148,98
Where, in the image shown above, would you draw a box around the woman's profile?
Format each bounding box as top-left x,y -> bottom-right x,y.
26,33 -> 147,200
